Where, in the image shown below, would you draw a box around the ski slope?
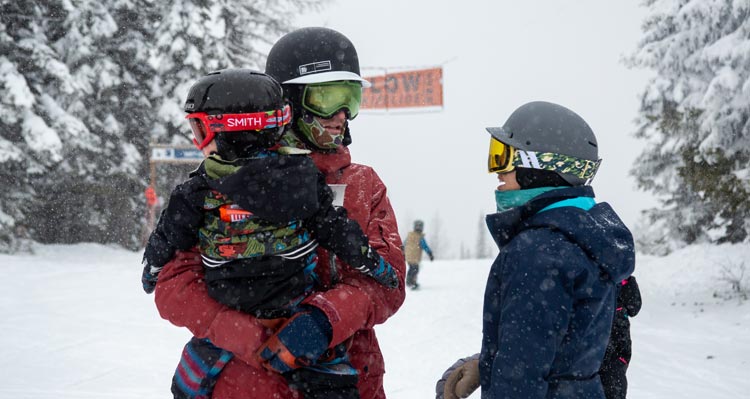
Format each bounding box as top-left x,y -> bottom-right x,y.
1,243 -> 748,398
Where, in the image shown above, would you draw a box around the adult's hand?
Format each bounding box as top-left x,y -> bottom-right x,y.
436,354 -> 481,399
257,308 -> 332,374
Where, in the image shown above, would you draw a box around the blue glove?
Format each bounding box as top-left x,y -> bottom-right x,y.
257,308 -> 333,374
356,247 -> 399,289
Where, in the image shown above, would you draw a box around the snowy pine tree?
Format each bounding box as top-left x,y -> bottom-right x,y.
0,0 -> 325,252
33,0 -> 158,248
1,1 -> 103,249
427,213 -> 443,260
475,211 -> 490,259
459,242 -> 471,260
629,0 -> 750,254
0,0 -> 161,249
151,0 -> 324,141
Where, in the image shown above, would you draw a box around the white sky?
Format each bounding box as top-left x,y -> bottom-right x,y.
298,1 -> 658,256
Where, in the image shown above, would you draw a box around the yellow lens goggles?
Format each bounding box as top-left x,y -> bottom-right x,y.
302,81 -> 362,119
487,137 -> 603,181
488,137 -> 516,173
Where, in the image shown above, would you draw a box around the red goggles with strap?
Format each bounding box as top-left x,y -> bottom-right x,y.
187,104 -> 292,150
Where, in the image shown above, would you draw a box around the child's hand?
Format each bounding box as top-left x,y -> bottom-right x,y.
141,261 -> 161,294
357,247 -> 399,288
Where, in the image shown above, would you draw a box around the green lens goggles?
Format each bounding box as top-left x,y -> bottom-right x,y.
302,81 -> 362,119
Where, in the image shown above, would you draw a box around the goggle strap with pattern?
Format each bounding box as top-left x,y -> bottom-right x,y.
514,150 -> 602,180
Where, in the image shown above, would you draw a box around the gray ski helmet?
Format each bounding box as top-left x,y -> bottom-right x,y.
413,220 -> 424,232
265,27 -> 371,87
486,101 -> 599,185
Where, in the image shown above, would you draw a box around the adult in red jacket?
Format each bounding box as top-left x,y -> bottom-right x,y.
154,27 -> 406,399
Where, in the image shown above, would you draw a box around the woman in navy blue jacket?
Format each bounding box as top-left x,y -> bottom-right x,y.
437,101 -> 635,399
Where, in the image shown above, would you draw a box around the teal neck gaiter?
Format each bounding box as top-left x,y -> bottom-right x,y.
494,186 -> 561,212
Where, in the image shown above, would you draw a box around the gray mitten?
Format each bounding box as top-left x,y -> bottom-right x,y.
435,353 -> 480,399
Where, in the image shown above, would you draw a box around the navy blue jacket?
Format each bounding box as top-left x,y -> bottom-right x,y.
480,186 -> 635,399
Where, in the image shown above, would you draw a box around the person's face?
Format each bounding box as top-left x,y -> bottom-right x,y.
496,171 -> 521,191
299,109 -> 348,149
313,110 -> 347,137
201,140 -> 217,157
297,80 -> 361,149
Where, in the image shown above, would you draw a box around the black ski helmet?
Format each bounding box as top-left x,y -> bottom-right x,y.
265,27 -> 370,87
265,27 -> 370,149
486,101 -> 600,186
184,69 -> 287,160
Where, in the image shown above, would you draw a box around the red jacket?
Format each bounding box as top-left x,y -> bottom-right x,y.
155,146 -> 406,399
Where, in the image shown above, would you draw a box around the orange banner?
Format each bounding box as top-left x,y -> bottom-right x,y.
361,67 -> 443,110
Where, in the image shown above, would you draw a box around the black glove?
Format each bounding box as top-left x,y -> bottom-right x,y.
620,275 -> 642,317
141,260 -> 161,294
429,253 -> 435,262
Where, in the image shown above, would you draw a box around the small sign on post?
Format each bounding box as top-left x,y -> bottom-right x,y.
361,67 -> 443,111
143,144 -> 204,244
151,146 -> 203,162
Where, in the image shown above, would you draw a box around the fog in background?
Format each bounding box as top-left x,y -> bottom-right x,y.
297,1 -> 658,257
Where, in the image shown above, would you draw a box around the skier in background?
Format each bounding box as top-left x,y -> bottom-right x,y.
404,219 -> 434,290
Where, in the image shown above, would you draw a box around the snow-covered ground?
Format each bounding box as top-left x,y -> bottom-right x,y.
1,243 -> 748,398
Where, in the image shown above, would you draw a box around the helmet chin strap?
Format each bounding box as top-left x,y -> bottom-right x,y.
342,124 -> 352,147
